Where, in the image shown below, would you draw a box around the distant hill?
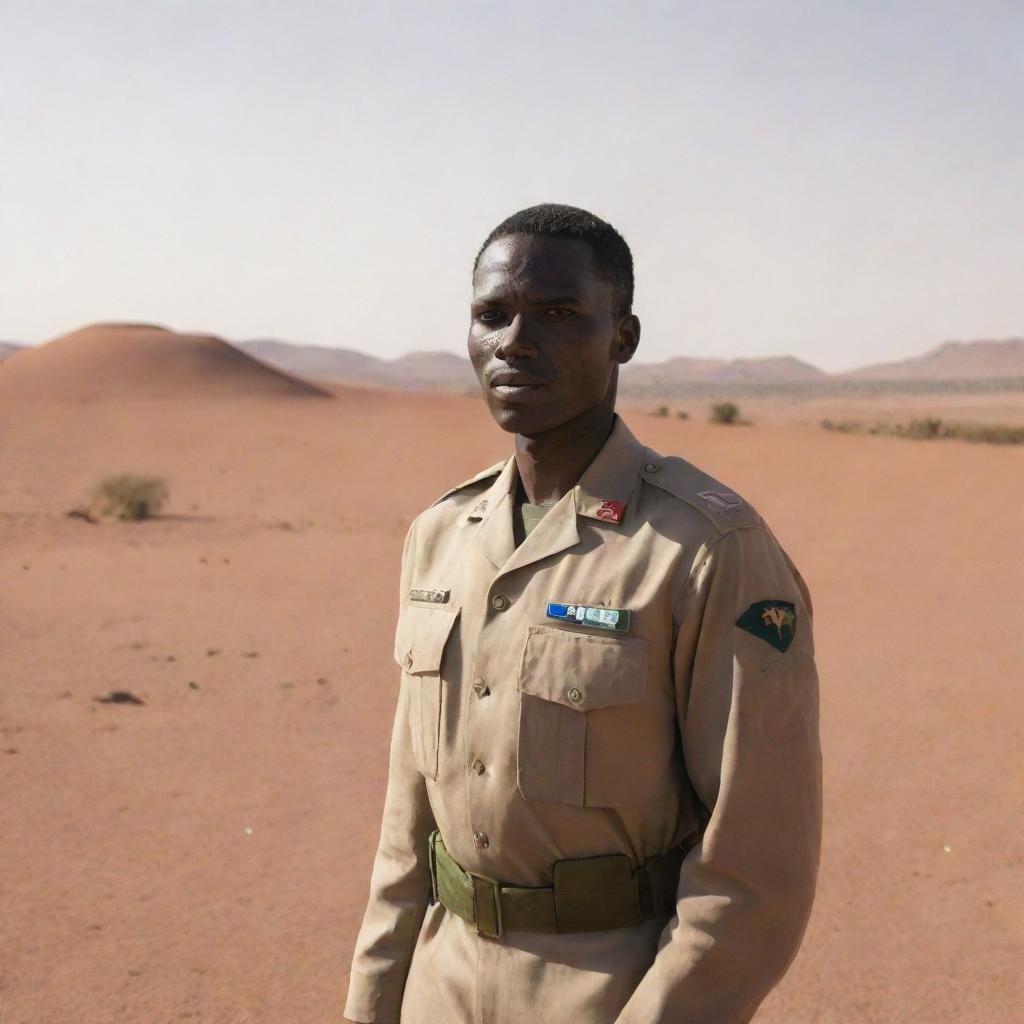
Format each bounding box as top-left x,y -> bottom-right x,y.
0,323 -> 330,402
621,355 -> 826,396
240,339 -> 479,392
0,341 -> 24,360
845,339 -> 1024,380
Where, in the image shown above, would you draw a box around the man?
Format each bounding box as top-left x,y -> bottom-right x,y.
343,204 -> 821,1024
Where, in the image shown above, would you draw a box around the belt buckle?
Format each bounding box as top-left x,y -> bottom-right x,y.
468,872 -> 503,938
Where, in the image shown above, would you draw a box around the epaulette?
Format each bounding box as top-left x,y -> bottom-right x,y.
639,446 -> 762,535
430,460 -> 507,508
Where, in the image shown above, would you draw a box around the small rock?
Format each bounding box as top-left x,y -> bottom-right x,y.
242,651 -> 259,659
57,690 -> 72,699
4,748 -> 17,754
94,691 -> 145,706
244,826 -> 254,836
280,681 -> 294,689
66,507 -> 98,524
316,677 -> 328,685
21,564 -> 30,570
199,556 -> 208,564
206,648 -> 221,657
188,681 -> 200,690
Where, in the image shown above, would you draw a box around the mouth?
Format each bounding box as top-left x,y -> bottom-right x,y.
487,367 -> 550,401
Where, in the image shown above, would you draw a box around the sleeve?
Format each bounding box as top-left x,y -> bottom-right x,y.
616,523 -> 822,1024
343,518 -> 438,1024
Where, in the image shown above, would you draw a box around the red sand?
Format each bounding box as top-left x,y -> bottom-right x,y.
1,338 -> 1022,1022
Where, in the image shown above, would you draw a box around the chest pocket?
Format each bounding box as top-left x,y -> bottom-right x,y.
516,624 -> 650,807
394,603 -> 460,781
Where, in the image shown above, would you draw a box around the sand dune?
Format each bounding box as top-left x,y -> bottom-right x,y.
1,369 -> 1021,1023
0,323 -> 331,402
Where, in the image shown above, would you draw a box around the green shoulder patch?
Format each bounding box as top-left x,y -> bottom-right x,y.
736,600 -> 797,653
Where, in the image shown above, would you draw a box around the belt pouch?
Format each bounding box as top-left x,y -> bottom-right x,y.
552,853 -> 641,932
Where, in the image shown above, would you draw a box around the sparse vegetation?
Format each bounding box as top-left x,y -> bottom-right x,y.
90,473 -> 169,520
676,410 -> 689,420
821,418 -> 1024,445
710,401 -> 741,425
651,404 -> 670,417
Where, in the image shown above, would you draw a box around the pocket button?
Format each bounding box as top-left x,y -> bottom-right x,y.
490,594 -> 509,611
567,686 -> 583,704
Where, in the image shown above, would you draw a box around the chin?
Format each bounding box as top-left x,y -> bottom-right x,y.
484,399 -> 568,438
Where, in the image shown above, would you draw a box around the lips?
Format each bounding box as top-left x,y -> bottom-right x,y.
488,368 -> 549,388
487,367 -> 551,403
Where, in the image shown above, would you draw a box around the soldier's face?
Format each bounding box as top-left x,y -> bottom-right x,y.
468,234 -> 639,436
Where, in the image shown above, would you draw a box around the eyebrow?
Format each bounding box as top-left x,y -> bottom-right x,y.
471,293 -> 583,307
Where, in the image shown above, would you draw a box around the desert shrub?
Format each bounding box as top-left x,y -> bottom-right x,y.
819,417 -> 1024,445
710,401 -> 740,425
91,473 -> 168,521
945,423 -> 1024,445
907,417 -> 944,439
651,404 -> 670,418
676,410 -> 689,420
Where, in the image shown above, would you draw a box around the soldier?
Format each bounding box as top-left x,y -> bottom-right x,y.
343,204 -> 821,1024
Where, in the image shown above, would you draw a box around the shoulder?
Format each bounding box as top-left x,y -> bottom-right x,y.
406,458 -> 507,540
429,459 -> 506,509
638,443 -> 763,538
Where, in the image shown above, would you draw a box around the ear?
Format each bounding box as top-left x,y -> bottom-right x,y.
613,315 -> 641,365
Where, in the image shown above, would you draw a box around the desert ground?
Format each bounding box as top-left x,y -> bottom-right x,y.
1,328 -> 1022,1023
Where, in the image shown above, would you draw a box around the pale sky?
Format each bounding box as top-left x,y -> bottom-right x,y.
1,0 -> 1021,371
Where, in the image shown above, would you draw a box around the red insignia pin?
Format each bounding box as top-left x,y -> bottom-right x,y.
595,500 -> 626,523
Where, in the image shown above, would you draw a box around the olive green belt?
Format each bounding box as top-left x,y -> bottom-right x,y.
427,829 -> 698,939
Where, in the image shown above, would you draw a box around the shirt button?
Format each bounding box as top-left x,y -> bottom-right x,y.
472,678 -> 490,698
490,594 -> 509,611
473,831 -> 490,849
567,686 -> 583,704
644,462 -> 659,473
471,758 -> 486,775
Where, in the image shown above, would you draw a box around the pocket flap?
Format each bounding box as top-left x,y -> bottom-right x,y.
517,625 -> 649,712
394,604 -> 460,674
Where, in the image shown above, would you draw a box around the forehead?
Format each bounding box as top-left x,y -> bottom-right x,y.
473,234 -> 602,298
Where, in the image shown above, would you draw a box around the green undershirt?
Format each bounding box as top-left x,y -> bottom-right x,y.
512,480 -> 557,547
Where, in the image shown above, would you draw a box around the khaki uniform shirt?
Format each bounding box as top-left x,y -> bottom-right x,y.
344,416 -> 822,1024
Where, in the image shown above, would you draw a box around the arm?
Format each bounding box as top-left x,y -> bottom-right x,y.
616,523 -> 822,1024
343,519 -> 437,1024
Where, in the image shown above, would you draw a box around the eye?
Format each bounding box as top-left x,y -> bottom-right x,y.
545,308 -> 575,319
477,308 -> 506,324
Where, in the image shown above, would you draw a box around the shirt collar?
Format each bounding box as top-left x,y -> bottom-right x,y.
465,414 -> 645,528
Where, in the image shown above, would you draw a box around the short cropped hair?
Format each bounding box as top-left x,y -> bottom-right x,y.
473,203 -> 634,316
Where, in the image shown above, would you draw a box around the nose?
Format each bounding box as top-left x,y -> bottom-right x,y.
494,314 -> 538,360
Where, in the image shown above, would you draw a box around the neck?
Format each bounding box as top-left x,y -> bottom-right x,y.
514,404 -> 616,505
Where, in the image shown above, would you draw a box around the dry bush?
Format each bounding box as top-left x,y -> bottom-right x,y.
91,474 -> 169,521
710,401 -> 741,425
820,418 -> 1024,445
651,404 -> 670,417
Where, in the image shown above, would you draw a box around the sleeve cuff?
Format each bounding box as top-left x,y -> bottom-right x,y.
344,968 -> 403,1024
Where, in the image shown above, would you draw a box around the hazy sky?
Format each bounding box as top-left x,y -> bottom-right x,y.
2,1 -> 1021,370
